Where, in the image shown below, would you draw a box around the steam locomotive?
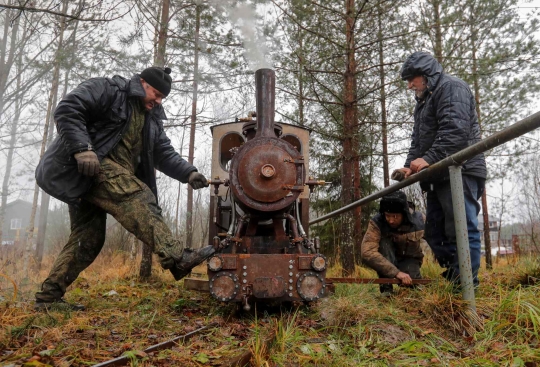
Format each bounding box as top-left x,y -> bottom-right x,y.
204,69 -> 328,310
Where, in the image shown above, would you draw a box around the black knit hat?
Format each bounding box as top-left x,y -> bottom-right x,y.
140,67 -> 172,97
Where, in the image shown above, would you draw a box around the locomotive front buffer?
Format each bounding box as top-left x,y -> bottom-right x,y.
207,253 -> 328,311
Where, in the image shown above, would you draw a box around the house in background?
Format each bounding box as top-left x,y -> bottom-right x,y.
1,199 -> 40,247
478,214 -> 513,256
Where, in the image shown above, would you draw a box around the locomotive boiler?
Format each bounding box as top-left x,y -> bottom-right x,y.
204,69 -> 327,310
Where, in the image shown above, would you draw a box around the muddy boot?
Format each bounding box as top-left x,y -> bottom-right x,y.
169,245 -> 215,281
34,299 -> 86,312
379,283 -> 394,297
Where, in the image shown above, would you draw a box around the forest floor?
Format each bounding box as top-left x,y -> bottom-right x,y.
0,251 -> 539,367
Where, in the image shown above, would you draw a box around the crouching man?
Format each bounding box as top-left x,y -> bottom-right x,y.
361,191 -> 425,295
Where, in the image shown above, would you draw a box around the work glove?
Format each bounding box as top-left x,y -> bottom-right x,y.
74,150 -> 100,176
188,171 -> 209,190
391,169 -> 406,182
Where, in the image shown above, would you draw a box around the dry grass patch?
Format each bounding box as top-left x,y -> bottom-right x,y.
2,251 -> 540,366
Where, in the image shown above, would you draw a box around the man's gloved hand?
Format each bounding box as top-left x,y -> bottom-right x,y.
391,168 -> 412,181
391,169 -> 405,182
74,151 -> 100,176
188,171 -> 209,190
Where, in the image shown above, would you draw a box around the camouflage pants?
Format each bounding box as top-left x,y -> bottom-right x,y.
36,165 -> 184,302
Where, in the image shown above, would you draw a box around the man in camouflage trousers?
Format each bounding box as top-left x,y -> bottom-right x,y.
34,67 -> 214,311
361,191 -> 425,296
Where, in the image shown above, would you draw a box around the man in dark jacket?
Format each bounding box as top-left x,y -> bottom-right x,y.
393,52 -> 487,287
34,67 -> 214,310
361,191 -> 425,296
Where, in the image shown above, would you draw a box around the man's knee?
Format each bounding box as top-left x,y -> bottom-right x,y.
428,240 -> 455,266
378,238 -> 397,264
399,259 -> 422,279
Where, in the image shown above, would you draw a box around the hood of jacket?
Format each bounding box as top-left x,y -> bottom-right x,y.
400,52 -> 443,93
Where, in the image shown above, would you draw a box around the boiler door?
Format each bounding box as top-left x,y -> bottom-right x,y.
237,145 -> 297,203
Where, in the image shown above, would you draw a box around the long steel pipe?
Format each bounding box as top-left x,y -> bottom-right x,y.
309,110 -> 540,225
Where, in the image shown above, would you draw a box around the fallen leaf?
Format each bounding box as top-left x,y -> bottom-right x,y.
299,345 -> 311,355
193,353 -> 210,363
38,349 -> 54,357
132,350 -> 147,358
491,342 -> 506,351
23,361 -> 52,367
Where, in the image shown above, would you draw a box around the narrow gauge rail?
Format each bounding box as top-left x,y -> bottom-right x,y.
92,324 -> 217,367
91,322 -> 273,367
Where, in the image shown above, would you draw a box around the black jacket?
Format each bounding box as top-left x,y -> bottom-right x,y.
401,52 -> 487,183
36,75 -> 197,205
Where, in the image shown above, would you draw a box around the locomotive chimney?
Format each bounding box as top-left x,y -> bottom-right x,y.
254,69 -> 276,138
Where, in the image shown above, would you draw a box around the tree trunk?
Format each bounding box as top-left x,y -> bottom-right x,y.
377,4 -> 389,187
34,93 -> 59,266
140,0 -> 171,278
340,0 -> 359,276
35,0 -> 83,266
469,5 -> 492,270
139,241 -> 153,278
130,235 -> 137,260
25,0 -> 68,272
186,5 -> 201,249
432,0 -> 443,63
0,52 -> 23,246
175,125 -> 187,237
0,0 -> 20,118
155,0 -> 169,67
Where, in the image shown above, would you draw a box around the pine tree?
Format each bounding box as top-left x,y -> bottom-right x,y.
271,0 -> 412,274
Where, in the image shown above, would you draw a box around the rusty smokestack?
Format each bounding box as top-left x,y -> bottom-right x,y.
254,69 -> 276,138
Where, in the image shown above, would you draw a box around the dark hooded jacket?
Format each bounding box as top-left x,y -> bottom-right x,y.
401,52 -> 487,184
35,75 -> 197,205
361,191 -> 425,277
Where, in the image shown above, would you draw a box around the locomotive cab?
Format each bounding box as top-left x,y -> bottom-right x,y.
205,69 -> 328,310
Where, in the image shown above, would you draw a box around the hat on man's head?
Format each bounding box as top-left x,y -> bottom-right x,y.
379,190 -> 414,224
140,67 -> 172,97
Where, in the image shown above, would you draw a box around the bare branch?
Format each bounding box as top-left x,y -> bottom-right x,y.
0,3 -> 133,22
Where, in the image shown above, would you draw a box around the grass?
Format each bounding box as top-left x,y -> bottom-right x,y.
1,250 -> 540,366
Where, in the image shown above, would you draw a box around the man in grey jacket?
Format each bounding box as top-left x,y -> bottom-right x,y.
34,67 -> 214,311
394,52 -> 487,288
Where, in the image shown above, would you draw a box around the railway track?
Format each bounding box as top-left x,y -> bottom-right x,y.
93,276 -> 430,366
92,321 -> 273,367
